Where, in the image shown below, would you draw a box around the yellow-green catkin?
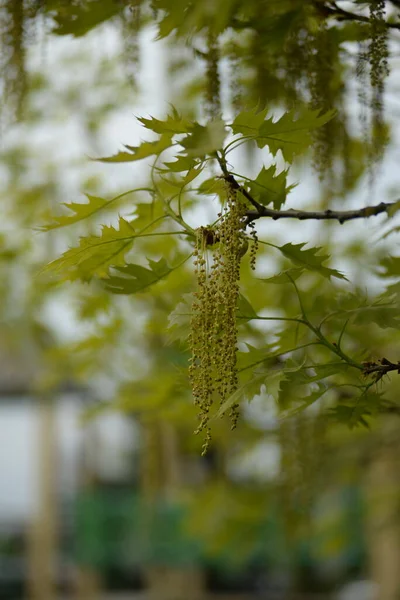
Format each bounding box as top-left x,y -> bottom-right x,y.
356,40 -> 370,155
308,19 -> 337,180
120,1 -> 141,89
189,228 -> 216,446
189,188 -> 247,453
226,39 -> 243,116
0,0 -> 27,125
247,221 -> 258,270
204,30 -> 221,120
369,0 -> 389,162
213,188 -> 247,428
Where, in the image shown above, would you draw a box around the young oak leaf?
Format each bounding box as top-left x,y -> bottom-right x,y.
318,291 -> 400,330
236,344 -> 278,378
278,362 -> 350,413
155,0 -> 238,39
164,166 -> 203,188
197,177 -> 226,202
216,360 -> 309,419
279,385 -> 329,418
257,108 -> 336,161
247,165 -> 296,210
96,133 -> 173,163
163,156 -> 199,172
102,257 -> 175,294
43,217 -> 136,281
350,302 -> 400,329
330,391 -> 383,429
51,0 -> 121,37
167,293 -> 193,344
231,107 -> 336,162
386,200 -> 400,218
378,255 -> 400,277
216,370 -> 284,419
180,120 -> 226,158
39,194 -> 116,231
261,268 -> 304,284
230,106 -> 269,137
276,243 -> 347,280
137,109 -> 192,135
236,294 -> 258,321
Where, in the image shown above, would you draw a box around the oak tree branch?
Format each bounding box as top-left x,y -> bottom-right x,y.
316,1 -> 400,30
244,202 -> 397,224
220,169 -> 398,225
363,358 -> 400,382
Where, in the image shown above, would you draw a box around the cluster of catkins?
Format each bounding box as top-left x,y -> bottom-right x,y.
369,0 -> 389,153
189,186 -> 254,453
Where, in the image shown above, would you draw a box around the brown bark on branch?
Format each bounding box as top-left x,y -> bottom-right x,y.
314,1 -> 400,31
219,168 -> 398,225
231,2 -> 400,31
244,201 -> 397,224
363,358 -> 400,381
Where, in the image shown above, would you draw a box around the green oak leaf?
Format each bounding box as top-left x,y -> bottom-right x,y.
163,156 -> 199,172
278,362 -> 350,412
39,194 -> 120,230
103,257 -> 174,294
237,295 -> 258,320
167,294 -> 193,343
280,385 -> 329,418
248,165 -> 296,210
216,370 -> 284,418
330,392 -> 383,428
137,109 -> 192,135
276,243 -> 347,280
180,120 -> 226,158
96,134 -> 173,163
237,344 -> 277,376
261,268 -> 304,284
230,106 -> 269,137
231,107 -> 336,162
258,109 -> 336,161
42,217 -> 136,281
165,166 -> 203,188
52,0 -> 121,37
197,177 -> 226,201
378,255 -> 400,277
351,303 -> 400,329
386,200 -> 400,218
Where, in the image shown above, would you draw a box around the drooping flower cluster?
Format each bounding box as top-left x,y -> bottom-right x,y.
0,0 -> 27,124
120,2 -> 142,90
189,187 -> 248,453
204,31 -> 221,120
308,20 -> 337,179
369,0 -> 390,159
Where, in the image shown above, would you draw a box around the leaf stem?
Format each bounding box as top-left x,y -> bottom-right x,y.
287,274 -> 363,371
237,314 -> 307,325
238,341 -> 320,374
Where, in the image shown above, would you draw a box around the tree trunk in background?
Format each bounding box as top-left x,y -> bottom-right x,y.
141,420 -> 205,600
75,426 -> 102,600
145,566 -> 204,600
365,424 -> 400,600
27,396 -> 58,600
75,569 -> 102,600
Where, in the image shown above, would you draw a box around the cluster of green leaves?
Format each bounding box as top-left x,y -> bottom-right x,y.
40,99 -> 400,434
42,106 -> 332,281
2,0 -> 400,580
2,0 -> 392,448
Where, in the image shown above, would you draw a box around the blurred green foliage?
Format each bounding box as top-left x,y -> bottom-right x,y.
1,0 -> 400,585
